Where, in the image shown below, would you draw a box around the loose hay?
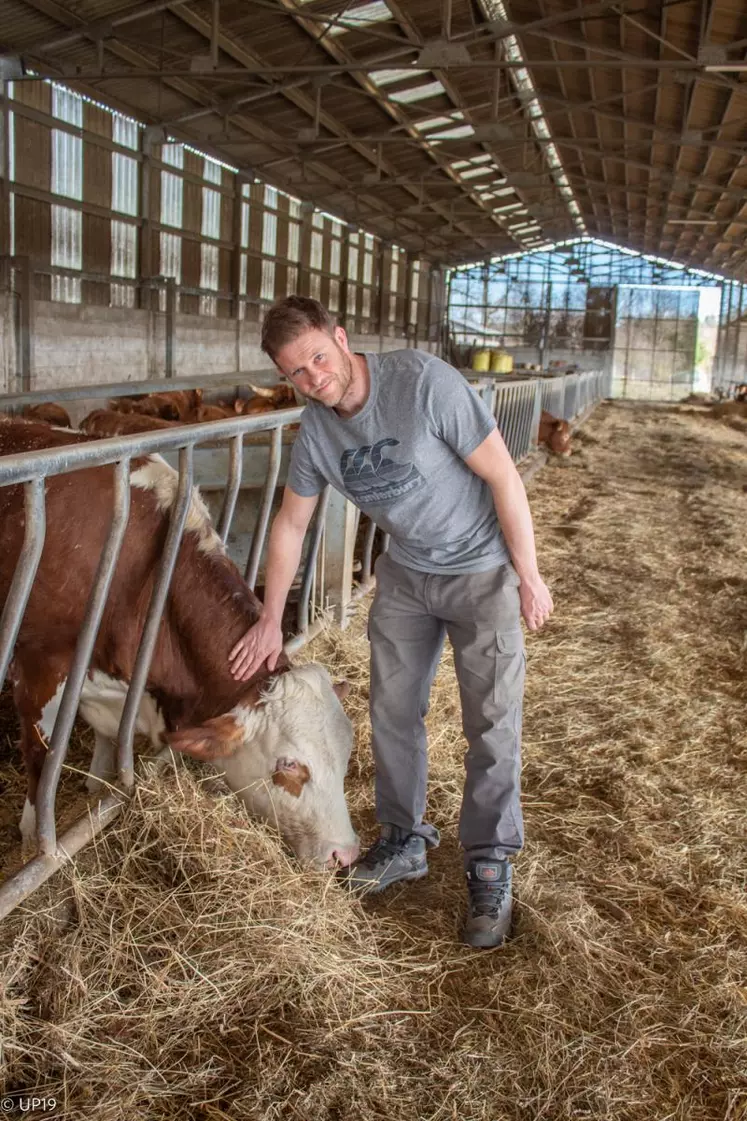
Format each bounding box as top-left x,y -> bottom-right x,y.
1,401 -> 746,1121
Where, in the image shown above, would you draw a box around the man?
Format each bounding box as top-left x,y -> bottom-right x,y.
229,296 -> 553,948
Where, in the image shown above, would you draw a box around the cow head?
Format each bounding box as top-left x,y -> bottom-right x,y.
549,420 -> 572,457
165,664 -> 359,869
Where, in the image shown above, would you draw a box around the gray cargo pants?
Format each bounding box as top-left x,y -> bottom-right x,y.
368,552 -> 525,868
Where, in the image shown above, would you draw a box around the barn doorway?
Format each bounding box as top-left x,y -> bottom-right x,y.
612,285 -> 722,401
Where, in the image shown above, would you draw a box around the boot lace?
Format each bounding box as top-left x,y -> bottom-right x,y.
469,881 -> 508,918
359,835 -> 407,869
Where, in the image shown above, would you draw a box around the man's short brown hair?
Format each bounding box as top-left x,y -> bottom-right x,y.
260,296 -> 336,362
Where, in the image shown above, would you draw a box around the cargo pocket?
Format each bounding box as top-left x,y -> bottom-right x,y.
494,629 -> 526,706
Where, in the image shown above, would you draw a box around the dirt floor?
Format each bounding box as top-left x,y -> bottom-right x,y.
0,400 -> 745,1121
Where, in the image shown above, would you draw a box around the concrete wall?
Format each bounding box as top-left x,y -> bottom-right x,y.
1,300 -> 440,395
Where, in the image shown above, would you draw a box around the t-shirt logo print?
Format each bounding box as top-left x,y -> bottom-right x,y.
339,438 -> 424,505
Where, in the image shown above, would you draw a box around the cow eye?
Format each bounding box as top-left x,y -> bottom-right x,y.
275,756 -> 300,773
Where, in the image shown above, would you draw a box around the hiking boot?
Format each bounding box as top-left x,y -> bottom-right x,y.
463,860 -> 513,948
339,823 -> 435,895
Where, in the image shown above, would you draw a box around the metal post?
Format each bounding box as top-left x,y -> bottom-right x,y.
244,426 -> 282,590
530,378 -> 542,449
361,517 -> 377,585
138,128 -> 153,312
14,254 -> 34,391
297,485 -> 331,634
165,276 -> 176,377
322,490 -> 358,628
117,445 -> 194,790
403,251 -> 414,345
36,460 -> 132,856
377,242 -> 389,350
0,476 -> 46,692
231,176 -> 246,320
211,0 -> 220,69
298,201 -> 314,297
339,226 -> 351,330
0,81 -> 11,289
217,432 -> 243,544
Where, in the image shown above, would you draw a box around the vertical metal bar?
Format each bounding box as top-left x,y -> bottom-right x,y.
321,490 -> 357,627
36,460 -> 131,856
377,242 -> 388,348
165,276 -> 176,378
297,485 -> 331,634
504,385 -> 519,460
211,0 -> 220,69
0,476 -> 46,692
519,384 -> 533,460
231,176 -> 246,321
518,385 -> 530,459
361,517 -> 377,584
138,129 -> 152,312
442,0 -> 452,39
339,225 -> 351,330
217,432 -> 243,544
0,81 -> 11,289
14,255 -> 34,391
117,445 -> 194,789
494,385 -> 508,446
245,426 -> 282,590
530,379 -> 542,448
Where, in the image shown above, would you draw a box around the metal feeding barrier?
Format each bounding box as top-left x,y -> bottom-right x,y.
0,364 -> 609,917
466,368 -> 609,460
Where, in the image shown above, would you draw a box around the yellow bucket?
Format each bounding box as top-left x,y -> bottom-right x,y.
472,349 -> 491,372
490,350 -> 514,374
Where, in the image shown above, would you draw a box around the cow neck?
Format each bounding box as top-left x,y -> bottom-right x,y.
146,539 -> 289,727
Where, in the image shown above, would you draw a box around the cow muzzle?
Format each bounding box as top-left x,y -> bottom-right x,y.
323,840 -> 360,869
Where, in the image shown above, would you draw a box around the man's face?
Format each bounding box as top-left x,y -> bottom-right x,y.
273,327 -> 354,408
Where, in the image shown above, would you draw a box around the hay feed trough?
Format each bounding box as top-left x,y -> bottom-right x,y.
1,400 -> 745,1121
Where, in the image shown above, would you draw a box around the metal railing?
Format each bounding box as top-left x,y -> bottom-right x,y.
540,376 -> 566,418
466,368 -> 608,455
0,363 -> 609,917
0,407 -> 327,917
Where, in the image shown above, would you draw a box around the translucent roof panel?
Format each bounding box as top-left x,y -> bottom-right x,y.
328,1 -> 392,35
459,166 -> 496,180
388,81 -> 446,104
371,69 -> 426,87
430,124 -> 475,141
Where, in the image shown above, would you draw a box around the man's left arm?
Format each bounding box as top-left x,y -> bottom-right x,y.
464,429 -> 553,632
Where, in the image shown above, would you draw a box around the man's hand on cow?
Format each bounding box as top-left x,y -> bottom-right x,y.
229,616 -> 284,681
519,576 -> 554,632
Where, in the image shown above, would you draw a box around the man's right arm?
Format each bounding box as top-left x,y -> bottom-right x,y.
229,487 -> 319,681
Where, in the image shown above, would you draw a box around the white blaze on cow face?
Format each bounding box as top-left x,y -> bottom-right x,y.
130,454 -> 222,555
167,664 -> 360,868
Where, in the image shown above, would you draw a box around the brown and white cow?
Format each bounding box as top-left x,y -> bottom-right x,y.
539,410 -> 572,457
0,420 -> 359,869
21,402 -> 72,428
120,388 -> 203,421
80,410 -> 181,438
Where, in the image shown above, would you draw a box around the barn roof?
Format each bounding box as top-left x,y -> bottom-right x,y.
2,0 -> 746,275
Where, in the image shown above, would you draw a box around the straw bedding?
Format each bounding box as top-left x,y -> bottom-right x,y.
1,401 -> 745,1121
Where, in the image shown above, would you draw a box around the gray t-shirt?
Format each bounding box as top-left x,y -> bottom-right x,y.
287,348 -> 509,574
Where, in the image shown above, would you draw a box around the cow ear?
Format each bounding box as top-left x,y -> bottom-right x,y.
234,398 -> 244,414
166,714 -> 243,761
332,680 -> 350,702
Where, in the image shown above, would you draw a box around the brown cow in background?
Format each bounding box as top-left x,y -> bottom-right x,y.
539,410 -> 572,457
